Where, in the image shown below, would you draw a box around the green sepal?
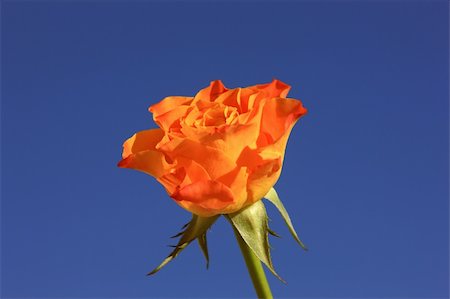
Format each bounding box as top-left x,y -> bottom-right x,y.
227,200 -> 284,282
267,227 -> 281,238
147,214 -> 219,275
264,188 -> 308,251
170,231 -> 184,239
197,233 -> 210,269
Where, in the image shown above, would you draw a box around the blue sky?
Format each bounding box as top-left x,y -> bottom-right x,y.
2,1 -> 448,298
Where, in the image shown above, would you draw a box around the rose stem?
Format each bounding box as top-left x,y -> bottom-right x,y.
232,226 -> 273,299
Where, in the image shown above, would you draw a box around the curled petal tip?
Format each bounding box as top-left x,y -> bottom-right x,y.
296,104 -> 308,118
117,157 -> 130,168
271,78 -> 290,87
210,79 -> 225,87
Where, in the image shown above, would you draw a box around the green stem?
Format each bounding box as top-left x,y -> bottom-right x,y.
233,226 -> 273,299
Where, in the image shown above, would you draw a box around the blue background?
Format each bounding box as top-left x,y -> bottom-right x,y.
2,1 -> 448,298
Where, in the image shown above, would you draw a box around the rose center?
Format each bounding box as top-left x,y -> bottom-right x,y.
194,104 -> 239,128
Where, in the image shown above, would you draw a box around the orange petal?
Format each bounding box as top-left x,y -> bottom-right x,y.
235,88 -> 259,113
187,100 -> 265,162
153,105 -> 191,131
118,150 -> 171,178
237,97 -> 305,204
198,123 -> 261,162
237,99 -> 303,172
160,137 -> 236,179
246,158 -> 283,204
260,97 -> 307,144
192,80 -> 228,103
216,166 -> 249,213
172,180 -> 234,216
118,129 -> 171,178
253,79 -> 291,98
215,80 -> 290,113
255,98 -> 306,163
213,88 -> 241,109
157,167 -> 186,195
121,129 -> 164,159
178,157 -> 212,187
157,158 -> 211,197
239,79 -> 292,111
217,87 -> 260,114
149,96 -> 193,118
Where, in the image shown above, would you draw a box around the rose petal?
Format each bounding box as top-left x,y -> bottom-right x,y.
246,158 -> 282,203
237,103 -> 302,172
157,167 -> 186,194
120,129 -> 164,159
188,100 -> 265,162
240,79 -> 292,111
260,97 -> 307,144
216,166 -> 249,212
153,105 -> 191,131
118,150 -> 171,178
160,137 -> 236,179
149,96 -> 193,118
118,129 -> 173,178
236,96 -> 305,204
156,158 -> 211,195
192,80 -> 228,103
179,158 -> 212,187
172,180 -> 235,217
255,79 -> 291,98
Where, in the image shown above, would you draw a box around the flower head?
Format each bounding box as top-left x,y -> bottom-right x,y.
119,79 -> 307,217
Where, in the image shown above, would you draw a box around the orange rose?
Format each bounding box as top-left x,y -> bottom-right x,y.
118,79 -> 307,217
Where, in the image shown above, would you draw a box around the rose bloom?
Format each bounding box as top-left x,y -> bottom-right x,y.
119,80 -> 307,217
